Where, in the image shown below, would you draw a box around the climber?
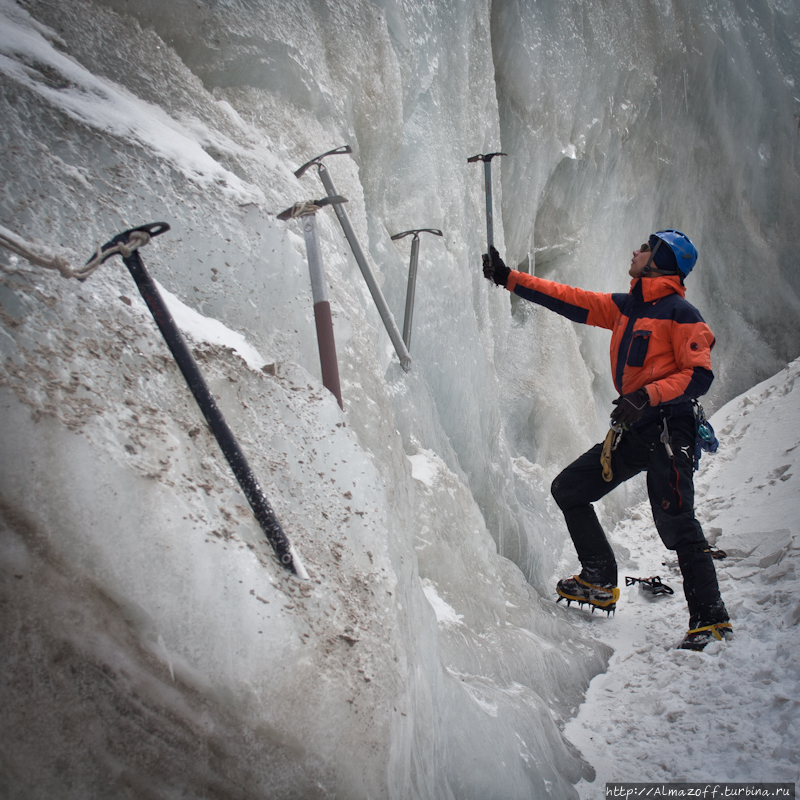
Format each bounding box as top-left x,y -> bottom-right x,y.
482,231 -> 731,651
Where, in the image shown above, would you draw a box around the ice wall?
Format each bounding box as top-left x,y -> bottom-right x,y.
492,0 -> 800,469
0,0 -> 798,797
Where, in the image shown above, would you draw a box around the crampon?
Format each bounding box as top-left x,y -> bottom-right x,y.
556,575 -> 620,615
625,575 -> 674,596
679,622 -> 733,651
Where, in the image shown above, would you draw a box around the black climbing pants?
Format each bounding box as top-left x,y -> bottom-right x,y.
551,413 -> 728,627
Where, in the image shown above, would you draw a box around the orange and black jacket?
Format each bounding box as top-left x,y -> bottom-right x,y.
506,271 -> 715,419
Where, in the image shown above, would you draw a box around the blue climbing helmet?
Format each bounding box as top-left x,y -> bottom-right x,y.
648,229 -> 698,279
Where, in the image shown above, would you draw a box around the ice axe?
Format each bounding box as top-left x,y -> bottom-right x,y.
278,196 -> 347,410
390,228 -> 443,351
295,145 -> 411,372
467,152 -> 506,251
84,222 -> 309,579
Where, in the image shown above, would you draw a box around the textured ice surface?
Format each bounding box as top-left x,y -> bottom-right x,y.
0,0 -> 798,797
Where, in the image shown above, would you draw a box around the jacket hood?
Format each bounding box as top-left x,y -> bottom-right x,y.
630,274 -> 686,302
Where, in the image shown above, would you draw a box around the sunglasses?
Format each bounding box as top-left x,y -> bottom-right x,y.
639,242 -> 651,252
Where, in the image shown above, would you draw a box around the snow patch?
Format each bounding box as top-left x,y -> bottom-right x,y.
421,578 -> 463,625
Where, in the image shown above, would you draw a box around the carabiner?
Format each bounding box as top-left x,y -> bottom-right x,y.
660,417 -> 674,458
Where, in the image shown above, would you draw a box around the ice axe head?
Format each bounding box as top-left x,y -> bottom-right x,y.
468,153 -> 506,249
390,228 -> 443,241
85,222 -> 170,268
467,152 -> 506,163
294,145 -> 353,179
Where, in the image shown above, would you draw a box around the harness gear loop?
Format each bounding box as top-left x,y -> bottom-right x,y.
601,422 -> 624,482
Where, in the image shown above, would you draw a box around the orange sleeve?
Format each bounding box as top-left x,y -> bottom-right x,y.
507,271 -> 621,330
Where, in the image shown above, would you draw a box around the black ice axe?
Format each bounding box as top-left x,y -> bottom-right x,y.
467,152 -> 506,251
84,222 -> 309,579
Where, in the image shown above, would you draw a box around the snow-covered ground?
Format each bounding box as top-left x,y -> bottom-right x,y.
563,358 -> 800,792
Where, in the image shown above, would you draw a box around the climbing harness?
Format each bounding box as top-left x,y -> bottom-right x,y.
625,575 -> 674,596
600,421 -> 625,482
294,145 -> 411,372
467,152 -> 506,251
278,196 -> 346,410
84,222 -> 309,579
390,228 -> 443,351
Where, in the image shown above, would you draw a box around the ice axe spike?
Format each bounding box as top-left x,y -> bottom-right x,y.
295,145 -> 412,372
467,152 -> 506,250
390,228 -> 444,350
84,223 -> 309,579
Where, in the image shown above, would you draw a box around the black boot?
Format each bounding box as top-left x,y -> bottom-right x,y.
677,544 -> 730,650
677,544 -> 729,624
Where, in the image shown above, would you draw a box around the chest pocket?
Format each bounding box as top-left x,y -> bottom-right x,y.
627,329 -> 651,367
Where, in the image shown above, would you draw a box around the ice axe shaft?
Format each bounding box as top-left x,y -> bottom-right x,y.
295,146 -> 412,372
278,197 -> 345,410
88,223 -> 309,579
468,152 -> 506,250
390,228 -> 443,351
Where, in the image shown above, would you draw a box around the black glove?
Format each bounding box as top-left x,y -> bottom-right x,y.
482,245 -> 510,287
611,388 -> 650,425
